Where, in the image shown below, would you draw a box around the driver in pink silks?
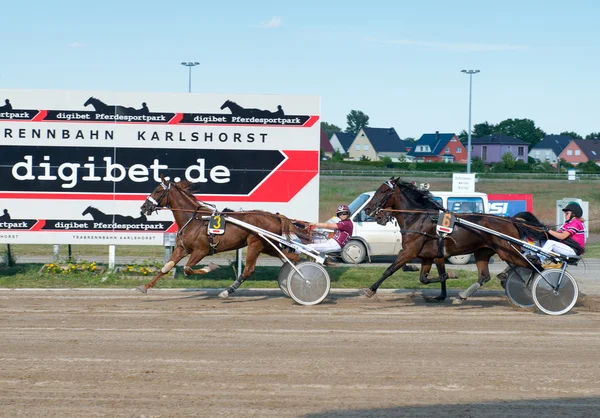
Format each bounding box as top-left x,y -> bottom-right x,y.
538,202 -> 586,269
307,205 -> 354,258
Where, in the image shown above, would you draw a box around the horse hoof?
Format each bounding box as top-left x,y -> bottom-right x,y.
452,297 -> 464,305
218,290 -> 230,299
361,288 -> 375,298
208,262 -> 220,271
136,285 -> 148,294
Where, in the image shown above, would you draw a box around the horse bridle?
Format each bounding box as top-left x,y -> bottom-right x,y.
144,180 -> 171,213
369,180 -> 396,221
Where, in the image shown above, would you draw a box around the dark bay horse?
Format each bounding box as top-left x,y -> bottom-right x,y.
139,176 -> 312,296
363,177 -> 546,303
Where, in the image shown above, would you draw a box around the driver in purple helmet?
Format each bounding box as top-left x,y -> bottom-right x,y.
307,204 -> 354,264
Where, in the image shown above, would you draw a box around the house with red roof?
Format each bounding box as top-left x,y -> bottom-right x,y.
320,128 -> 335,159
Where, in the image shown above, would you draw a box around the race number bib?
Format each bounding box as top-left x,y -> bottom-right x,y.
436,211 -> 455,234
208,215 -> 226,235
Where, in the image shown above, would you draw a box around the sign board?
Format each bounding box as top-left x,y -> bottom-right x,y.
0,90 -> 320,245
452,173 -> 475,193
487,194 -> 533,217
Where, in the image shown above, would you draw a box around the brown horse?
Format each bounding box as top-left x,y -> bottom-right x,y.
139,176 -> 311,296
363,177 -> 546,303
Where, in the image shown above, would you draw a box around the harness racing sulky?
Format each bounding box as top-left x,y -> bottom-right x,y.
139,176 -> 333,305
363,177 -> 581,315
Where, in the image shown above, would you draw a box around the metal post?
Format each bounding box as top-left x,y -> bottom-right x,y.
53,244 -> 60,261
108,245 -> 116,270
181,62 -> 200,93
461,69 -> 480,174
67,244 -> 73,262
6,244 -> 13,267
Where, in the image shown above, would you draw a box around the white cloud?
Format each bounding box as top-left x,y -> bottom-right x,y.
258,16 -> 282,29
368,37 -> 527,52
67,42 -> 86,48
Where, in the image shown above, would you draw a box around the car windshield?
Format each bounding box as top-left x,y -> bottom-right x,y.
348,193 -> 371,215
449,197 -> 484,213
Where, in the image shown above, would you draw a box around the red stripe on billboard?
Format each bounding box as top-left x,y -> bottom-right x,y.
168,113 -> 184,124
29,220 -> 46,231
32,110 -> 48,121
303,115 -> 319,127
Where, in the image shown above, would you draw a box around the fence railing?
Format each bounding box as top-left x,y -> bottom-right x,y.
320,170 -> 600,180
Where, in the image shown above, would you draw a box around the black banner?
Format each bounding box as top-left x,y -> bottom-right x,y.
1,145 -> 285,194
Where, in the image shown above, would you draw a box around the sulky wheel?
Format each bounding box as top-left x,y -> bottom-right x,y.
277,263 -> 294,297
505,267 -> 535,309
531,269 -> 578,316
286,261 -> 331,306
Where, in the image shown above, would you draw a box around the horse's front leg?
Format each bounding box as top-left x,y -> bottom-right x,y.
137,245 -> 187,293
182,249 -> 219,276
219,238 -> 263,299
361,250 -> 415,298
453,248 -> 494,304
421,257 -> 452,303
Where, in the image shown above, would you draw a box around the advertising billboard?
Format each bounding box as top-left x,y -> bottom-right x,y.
0,90 -> 320,245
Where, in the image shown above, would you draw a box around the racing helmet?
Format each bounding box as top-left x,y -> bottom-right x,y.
562,202 -> 583,218
336,204 -> 350,215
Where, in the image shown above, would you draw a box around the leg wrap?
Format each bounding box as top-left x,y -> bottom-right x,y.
227,276 -> 246,294
161,260 -> 175,273
458,282 -> 481,299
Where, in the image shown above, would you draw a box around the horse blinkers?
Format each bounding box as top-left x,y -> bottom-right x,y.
141,181 -> 171,215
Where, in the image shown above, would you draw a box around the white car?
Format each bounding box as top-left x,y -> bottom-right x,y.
337,190 -> 490,264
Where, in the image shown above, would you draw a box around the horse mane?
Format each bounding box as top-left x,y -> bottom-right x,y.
510,211 -> 547,242
394,178 -> 444,211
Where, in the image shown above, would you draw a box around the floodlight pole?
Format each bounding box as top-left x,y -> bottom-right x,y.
461,69 -> 480,173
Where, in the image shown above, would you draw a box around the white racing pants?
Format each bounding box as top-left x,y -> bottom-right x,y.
541,240 -> 577,259
306,239 -> 342,254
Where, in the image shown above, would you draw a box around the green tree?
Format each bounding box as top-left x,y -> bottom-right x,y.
471,156 -> 485,172
495,118 -> 546,147
331,150 -> 344,162
346,110 -> 369,135
459,122 -> 496,143
500,152 -> 517,170
321,121 -> 342,138
472,122 -> 497,138
403,137 -> 416,143
560,131 -> 582,140
585,132 -> 600,140
577,160 -> 600,173
381,156 -> 393,167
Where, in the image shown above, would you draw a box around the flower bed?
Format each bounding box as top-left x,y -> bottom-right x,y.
40,261 -> 105,275
114,264 -> 175,279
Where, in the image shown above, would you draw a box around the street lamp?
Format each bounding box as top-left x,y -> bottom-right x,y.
181,62 -> 200,93
461,69 -> 480,174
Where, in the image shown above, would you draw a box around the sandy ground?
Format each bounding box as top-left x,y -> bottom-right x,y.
1,289 -> 600,417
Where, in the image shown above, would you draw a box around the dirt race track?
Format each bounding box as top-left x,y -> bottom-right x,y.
1,289 -> 600,418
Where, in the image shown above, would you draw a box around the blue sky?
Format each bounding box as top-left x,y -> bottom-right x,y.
1,0 -> 598,139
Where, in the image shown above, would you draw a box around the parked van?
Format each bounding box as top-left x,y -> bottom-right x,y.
333,190 -> 490,264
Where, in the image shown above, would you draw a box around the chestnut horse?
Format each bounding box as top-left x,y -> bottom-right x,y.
139,176 -> 311,296
363,177 -> 546,303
